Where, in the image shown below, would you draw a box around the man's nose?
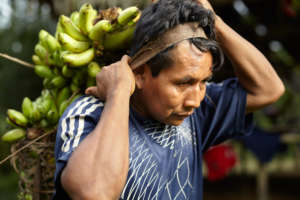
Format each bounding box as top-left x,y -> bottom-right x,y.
183,85 -> 204,109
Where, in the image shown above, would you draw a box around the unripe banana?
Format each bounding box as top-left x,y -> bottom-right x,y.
49,75 -> 67,89
41,89 -> 52,99
35,65 -> 54,79
37,98 -> 53,116
62,48 -> 95,67
86,76 -> 96,88
7,109 -> 28,127
72,71 -> 86,86
46,104 -> 59,125
117,6 -> 140,26
62,65 -> 75,78
39,29 -> 61,53
32,55 -> 43,65
2,128 -> 26,143
56,86 -> 71,106
34,43 -> 48,61
58,32 -> 90,53
59,99 -> 70,116
103,24 -> 136,51
22,97 -> 34,120
70,11 -> 80,27
43,78 -> 51,89
39,119 -> 50,129
78,3 -> 98,35
87,62 -> 101,78
70,82 -> 80,93
34,44 -> 54,66
55,21 -> 64,39
6,117 -> 18,128
59,15 -> 88,42
88,19 -> 112,42
31,102 -> 42,122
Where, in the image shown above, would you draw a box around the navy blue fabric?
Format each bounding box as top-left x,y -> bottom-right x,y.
239,126 -> 286,163
53,78 -> 253,200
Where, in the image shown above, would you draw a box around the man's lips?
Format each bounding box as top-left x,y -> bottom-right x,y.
175,111 -> 194,117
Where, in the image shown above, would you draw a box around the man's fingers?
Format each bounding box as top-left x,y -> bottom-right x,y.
85,86 -> 98,96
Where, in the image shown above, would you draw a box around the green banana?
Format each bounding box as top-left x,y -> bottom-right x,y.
59,99 -> 70,116
78,3 -> 98,35
31,102 -> 42,122
49,75 -> 67,89
62,65 -> 75,78
86,76 -> 96,88
39,119 -> 50,129
34,65 -> 54,79
58,32 -> 90,53
117,6 -> 140,26
59,15 -> 88,41
88,19 -> 112,43
34,43 -> 54,66
7,109 -> 28,127
70,82 -> 80,93
56,86 -> 71,106
34,43 -> 48,61
55,21 -> 64,39
22,97 -> 34,120
6,117 -> 18,128
72,71 -> 86,86
70,11 -> 80,27
39,29 -> 61,53
62,48 -> 95,67
32,55 -> 43,65
103,24 -> 136,51
2,128 -> 26,143
87,62 -> 101,78
46,104 -> 59,125
43,78 -> 51,89
37,98 -> 53,116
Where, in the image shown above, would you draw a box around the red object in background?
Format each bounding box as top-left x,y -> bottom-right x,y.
203,144 -> 237,181
282,0 -> 297,17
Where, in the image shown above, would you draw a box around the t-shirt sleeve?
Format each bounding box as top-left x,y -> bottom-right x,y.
195,78 -> 254,152
53,95 -> 104,199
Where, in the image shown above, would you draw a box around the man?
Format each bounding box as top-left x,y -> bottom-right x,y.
53,0 -> 285,199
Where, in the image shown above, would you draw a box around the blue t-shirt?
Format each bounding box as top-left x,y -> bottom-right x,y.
53,78 -> 253,200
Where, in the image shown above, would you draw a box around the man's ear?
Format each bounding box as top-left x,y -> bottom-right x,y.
133,64 -> 149,89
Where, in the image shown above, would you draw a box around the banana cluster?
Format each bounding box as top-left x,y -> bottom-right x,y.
2,4 -> 141,143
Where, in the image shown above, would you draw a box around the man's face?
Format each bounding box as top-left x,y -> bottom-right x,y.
134,40 -> 213,126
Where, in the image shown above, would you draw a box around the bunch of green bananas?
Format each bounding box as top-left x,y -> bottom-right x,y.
2,4 -> 141,143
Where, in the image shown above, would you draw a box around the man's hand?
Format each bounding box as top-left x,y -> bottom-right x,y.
193,0 -> 215,12
85,55 -> 135,100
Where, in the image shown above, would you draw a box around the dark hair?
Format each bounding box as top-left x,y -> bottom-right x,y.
130,0 -> 224,77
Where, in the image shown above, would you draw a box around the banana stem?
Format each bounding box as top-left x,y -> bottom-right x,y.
0,53 -> 35,69
0,128 -> 57,166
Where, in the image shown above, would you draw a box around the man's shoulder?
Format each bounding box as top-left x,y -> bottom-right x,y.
59,95 -> 105,120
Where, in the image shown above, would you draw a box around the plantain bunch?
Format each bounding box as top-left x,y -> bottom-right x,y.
2,4 -> 141,143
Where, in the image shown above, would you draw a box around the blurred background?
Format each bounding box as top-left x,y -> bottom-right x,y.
0,0 -> 299,199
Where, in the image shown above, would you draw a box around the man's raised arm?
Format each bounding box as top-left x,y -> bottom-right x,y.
197,0 -> 285,113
